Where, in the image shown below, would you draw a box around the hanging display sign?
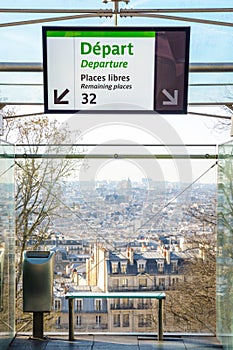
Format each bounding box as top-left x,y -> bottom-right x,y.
43,26 -> 190,114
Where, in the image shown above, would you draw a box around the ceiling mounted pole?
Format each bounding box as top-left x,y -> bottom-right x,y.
114,0 -> 119,26
103,0 -> 130,26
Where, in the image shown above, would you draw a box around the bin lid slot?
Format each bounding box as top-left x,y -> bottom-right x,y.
26,251 -> 50,258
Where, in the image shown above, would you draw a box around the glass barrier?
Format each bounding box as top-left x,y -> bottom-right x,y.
13,142 -> 217,336
0,140 -> 15,350
217,140 -> 233,349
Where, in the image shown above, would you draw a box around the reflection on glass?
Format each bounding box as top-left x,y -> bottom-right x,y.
0,141 -> 15,350
0,247 -> 4,311
217,141 -> 233,349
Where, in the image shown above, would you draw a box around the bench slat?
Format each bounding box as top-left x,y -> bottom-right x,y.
65,291 -> 166,299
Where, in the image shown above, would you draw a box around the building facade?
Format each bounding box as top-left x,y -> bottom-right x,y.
51,243 -> 185,333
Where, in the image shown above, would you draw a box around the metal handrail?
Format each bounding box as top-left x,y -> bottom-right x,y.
0,62 -> 233,72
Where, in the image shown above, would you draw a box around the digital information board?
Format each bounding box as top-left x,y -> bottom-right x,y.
43,26 -> 190,114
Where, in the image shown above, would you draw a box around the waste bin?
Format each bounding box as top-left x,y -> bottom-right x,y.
23,250 -> 55,312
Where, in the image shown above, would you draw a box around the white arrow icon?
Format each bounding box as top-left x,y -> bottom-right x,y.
162,89 -> 178,105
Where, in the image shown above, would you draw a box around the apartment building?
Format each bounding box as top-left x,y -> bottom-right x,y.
51,243 -> 185,332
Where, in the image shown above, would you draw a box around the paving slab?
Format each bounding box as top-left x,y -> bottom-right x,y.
7,334 -> 223,350
46,338 -> 93,350
7,336 -> 48,350
138,337 -> 185,350
92,335 -> 139,349
182,336 -> 223,349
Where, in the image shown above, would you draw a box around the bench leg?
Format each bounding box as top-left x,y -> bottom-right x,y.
158,299 -> 163,341
68,298 -> 74,341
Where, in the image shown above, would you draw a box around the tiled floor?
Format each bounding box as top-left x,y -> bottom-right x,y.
7,334 -> 223,350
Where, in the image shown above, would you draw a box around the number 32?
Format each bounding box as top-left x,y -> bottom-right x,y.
81,93 -> 97,105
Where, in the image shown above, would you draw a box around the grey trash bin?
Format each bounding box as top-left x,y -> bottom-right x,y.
23,250 -> 55,312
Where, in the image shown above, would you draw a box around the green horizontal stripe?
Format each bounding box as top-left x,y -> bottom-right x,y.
46,30 -> 155,38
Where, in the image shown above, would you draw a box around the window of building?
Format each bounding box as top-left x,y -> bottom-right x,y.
76,299 -> 83,311
76,315 -> 82,327
111,299 -> 119,309
137,259 -> 146,273
54,299 -> 61,311
138,263 -> 145,272
142,299 -> 149,308
112,262 -> 118,274
138,314 -> 151,327
172,277 -> 179,285
96,315 -> 101,325
138,314 -> 144,327
95,299 -> 102,311
171,261 -> 178,273
145,314 -> 152,327
122,298 -> 129,308
139,277 -> 147,288
123,314 -> 130,327
113,314 -> 121,327
159,278 -> 165,290
121,278 -> 128,288
113,279 -> 119,289
157,261 -> 164,273
121,262 -> 127,273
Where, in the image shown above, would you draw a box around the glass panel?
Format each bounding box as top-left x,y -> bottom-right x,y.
0,140 -> 15,350
217,140 -> 233,349
14,141 -> 217,335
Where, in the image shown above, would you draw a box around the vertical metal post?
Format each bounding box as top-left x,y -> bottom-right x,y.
33,312 -> 44,339
114,0 -> 119,26
68,298 -> 75,341
158,299 -> 163,341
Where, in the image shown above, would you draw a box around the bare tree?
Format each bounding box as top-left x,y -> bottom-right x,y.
1,111 -> 81,331
213,105 -> 233,132
165,234 -> 216,333
3,113 -> 78,287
